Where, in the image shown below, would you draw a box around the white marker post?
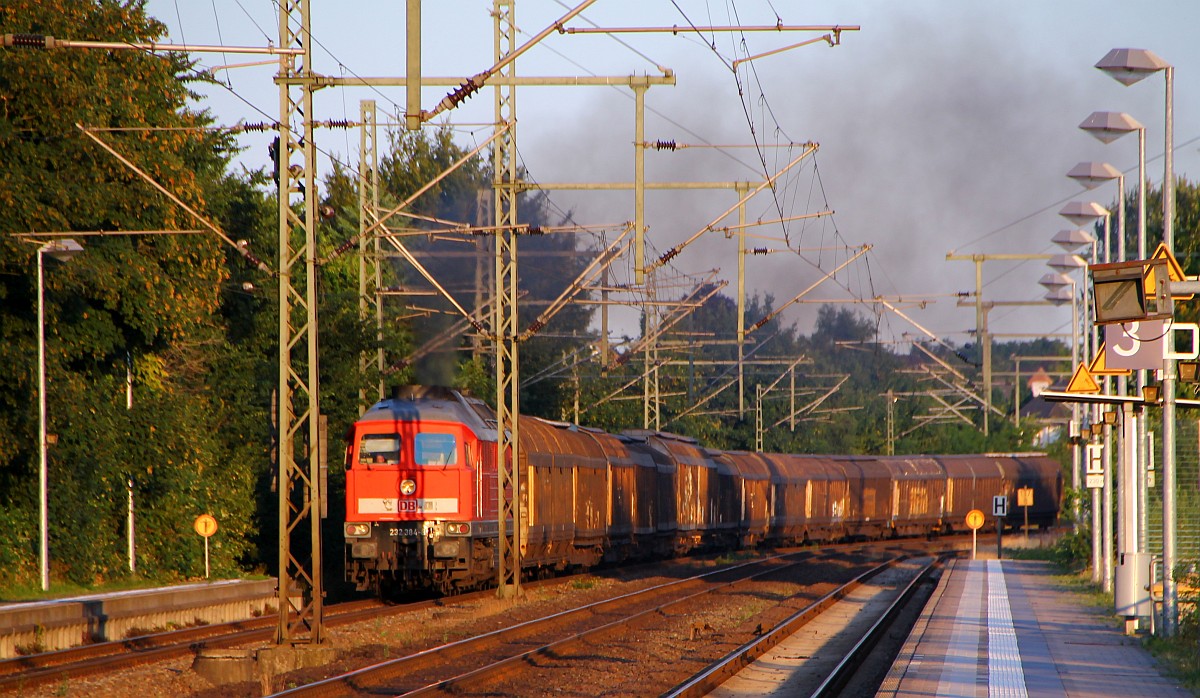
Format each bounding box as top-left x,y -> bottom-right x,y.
966,509 -> 985,560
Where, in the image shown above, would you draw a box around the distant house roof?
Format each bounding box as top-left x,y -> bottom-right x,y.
1020,394 -> 1072,422
1028,367 -> 1054,397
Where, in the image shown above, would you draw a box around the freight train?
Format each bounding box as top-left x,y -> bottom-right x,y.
342,385 -> 1062,595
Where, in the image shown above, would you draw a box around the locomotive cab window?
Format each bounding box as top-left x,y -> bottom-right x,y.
415,433 -> 457,466
359,434 -> 401,465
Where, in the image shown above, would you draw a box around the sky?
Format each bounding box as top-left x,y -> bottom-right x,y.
139,0 -> 1200,351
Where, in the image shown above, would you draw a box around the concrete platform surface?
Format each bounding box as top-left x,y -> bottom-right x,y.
878,558 -> 1193,697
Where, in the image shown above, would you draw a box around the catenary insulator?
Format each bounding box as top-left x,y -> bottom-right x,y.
5,34 -> 52,48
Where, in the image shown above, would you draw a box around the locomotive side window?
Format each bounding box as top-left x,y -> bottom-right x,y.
359,434 -> 401,465
415,433 -> 457,466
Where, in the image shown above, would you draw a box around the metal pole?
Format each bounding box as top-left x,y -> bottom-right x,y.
126,352 -> 135,574
1071,287 -> 1082,529
1099,218 -> 1112,590
1092,458 -> 1102,584
886,388 -> 894,456
37,247 -> 49,592
1162,294 -> 1178,635
1121,402 -> 1137,561
1103,411 -> 1114,592
1161,64 -> 1177,635
972,259 -> 989,436
1164,66 -> 1174,253
1137,125 -> 1149,555
736,183 -> 748,419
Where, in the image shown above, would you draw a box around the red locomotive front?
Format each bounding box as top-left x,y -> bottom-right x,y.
343,386 -> 498,594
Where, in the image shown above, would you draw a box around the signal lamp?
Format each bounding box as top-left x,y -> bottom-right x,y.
1090,258 -> 1171,325
344,523 -> 371,537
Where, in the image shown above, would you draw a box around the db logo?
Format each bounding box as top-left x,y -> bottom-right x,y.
400,479 -> 416,495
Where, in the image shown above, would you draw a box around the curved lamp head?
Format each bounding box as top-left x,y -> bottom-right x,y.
1079,111 -> 1143,144
1096,48 -> 1169,86
1067,162 -> 1121,190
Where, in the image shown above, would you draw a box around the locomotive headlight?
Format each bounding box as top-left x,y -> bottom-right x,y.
344,522 -> 371,537
445,522 -> 471,536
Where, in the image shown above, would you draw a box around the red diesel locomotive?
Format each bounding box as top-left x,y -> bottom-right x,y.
342,385 -> 1062,595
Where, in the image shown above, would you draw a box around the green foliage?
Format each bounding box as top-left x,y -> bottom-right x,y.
1146,567 -> 1200,694
0,0 -> 258,588
4,1 -> 1198,600
1042,526 -> 1092,573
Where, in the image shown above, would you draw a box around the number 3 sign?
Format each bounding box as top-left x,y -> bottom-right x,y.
1106,320 -> 1199,370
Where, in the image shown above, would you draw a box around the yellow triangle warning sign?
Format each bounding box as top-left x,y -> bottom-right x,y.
1089,345 -> 1133,376
1066,363 -> 1101,394
1148,242 -> 1192,300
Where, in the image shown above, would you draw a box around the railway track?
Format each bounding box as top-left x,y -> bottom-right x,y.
2,540 -> 960,696
273,544 -> 941,697
667,554 -> 944,697
0,598 -> 398,694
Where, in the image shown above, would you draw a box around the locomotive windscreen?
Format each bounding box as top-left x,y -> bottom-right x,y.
359,434 -> 401,464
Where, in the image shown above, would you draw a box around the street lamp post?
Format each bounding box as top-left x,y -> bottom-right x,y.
1048,228 -> 1097,533
37,238 -> 83,592
1059,202 -> 1111,587
1068,160 -> 1136,598
1097,46 -> 1177,635
1079,111 -> 1151,563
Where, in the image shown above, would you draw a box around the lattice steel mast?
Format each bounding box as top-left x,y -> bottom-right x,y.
276,0 -> 324,644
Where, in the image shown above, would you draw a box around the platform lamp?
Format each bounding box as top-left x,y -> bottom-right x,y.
37,238 -> 83,592
1055,202 -> 1108,366
1095,49 -> 1172,252
1057,200 -> 1116,587
1042,276 -> 1084,530
1079,112 -> 1147,261
1068,155 -> 1140,600
1067,163 -> 1124,260
1097,47 -> 1179,636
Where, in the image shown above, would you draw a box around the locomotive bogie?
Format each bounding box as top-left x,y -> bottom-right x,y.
344,386 -> 1064,596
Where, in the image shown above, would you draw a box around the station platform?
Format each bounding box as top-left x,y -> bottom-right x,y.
878,558 -> 1191,697
0,579 -> 276,658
